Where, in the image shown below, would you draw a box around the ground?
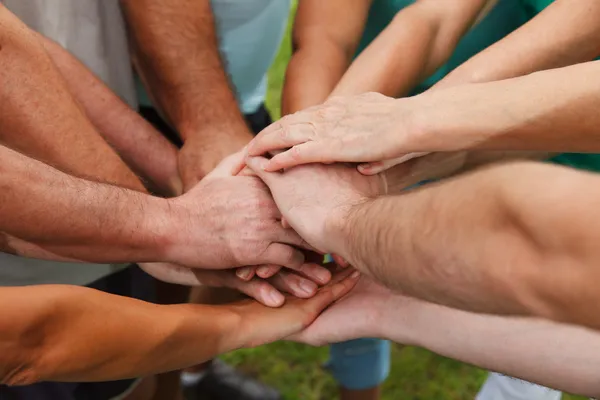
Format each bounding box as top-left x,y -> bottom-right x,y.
221,5 -> 586,399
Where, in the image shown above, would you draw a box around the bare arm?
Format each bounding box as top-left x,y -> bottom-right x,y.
120,0 -> 253,188
0,274 -> 357,385
37,34 -> 182,196
436,0 -> 600,89
282,0 -> 372,115
331,0 -> 491,98
327,161 -> 600,328
0,4 -> 145,193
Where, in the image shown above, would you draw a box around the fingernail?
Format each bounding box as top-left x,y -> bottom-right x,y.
257,266 -> 271,277
351,271 -> 360,279
269,290 -> 285,306
300,281 -> 317,295
236,269 -> 250,280
316,269 -> 331,284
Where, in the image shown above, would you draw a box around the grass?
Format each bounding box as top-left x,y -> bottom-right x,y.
222,3 -> 587,399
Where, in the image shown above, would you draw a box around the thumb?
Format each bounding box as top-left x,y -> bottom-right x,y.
245,156 -> 284,188
207,149 -> 247,179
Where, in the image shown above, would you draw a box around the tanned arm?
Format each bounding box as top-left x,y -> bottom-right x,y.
282,0 -> 372,115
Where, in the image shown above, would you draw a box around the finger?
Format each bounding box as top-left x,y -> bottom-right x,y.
207,149 -> 247,178
246,156 -> 285,187
236,266 -> 257,281
358,152 -> 430,175
256,265 -> 281,279
303,270 -> 361,314
269,270 -> 318,299
248,120 -> 314,157
265,141 -> 334,172
237,166 -> 257,177
258,243 -> 306,270
233,277 -> 285,307
274,227 -> 317,252
290,262 -> 332,285
281,217 -> 291,229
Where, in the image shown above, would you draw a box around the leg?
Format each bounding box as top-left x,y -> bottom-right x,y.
327,339 -> 391,400
477,372 -> 562,400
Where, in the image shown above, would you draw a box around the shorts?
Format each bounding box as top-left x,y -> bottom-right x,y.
0,266 -> 156,400
327,339 -> 391,390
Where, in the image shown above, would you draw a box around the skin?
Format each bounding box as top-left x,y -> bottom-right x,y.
120,0 -> 254,190
247,157 -> 600,330
0,270 -> 359,386
0,5 -> 330,304
292,277 -> 600,398
283,0 -> 492,114
249,61 -> 600,171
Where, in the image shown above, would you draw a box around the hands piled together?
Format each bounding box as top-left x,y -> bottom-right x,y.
144,92 -> 461,348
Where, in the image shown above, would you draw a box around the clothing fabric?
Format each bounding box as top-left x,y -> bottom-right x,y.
477,373 -> 562,400
0,266 -> 154,400
136,0 -> 291,114
326,339 -> 391,390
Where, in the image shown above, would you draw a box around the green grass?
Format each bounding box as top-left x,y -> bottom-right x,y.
223,3 -> 588,399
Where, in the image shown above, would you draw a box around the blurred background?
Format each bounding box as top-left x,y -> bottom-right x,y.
220,4 -> 585,400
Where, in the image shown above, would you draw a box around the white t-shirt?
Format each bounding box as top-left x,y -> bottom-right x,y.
1,0 -> 132,286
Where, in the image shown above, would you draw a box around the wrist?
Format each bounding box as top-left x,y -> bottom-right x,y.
324,199 -> 372,267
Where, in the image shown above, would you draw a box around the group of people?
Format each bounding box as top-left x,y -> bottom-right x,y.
2,0 -> 600,400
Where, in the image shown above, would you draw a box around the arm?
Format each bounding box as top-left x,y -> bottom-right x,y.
38,34 -> 182,196
295,279 -> 600,398
331,0 -> 491,98
333,161 -> 600,328
0,4 -> 145,193
282,0 -> 372,115
436,0 -> 600,89
120,0 -> 253,189
0,272 -> 358,385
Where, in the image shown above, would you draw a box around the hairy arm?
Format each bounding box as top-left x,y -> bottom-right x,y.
282,0 -> 372,115
120,0 -> 252,188
330,161 -> 600,328
331,0 -> 491,98
436,0 -> 600,89
0,4 -> 145,192
37,34 -> 182,196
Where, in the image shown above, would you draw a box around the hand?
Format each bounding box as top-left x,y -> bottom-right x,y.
140,262 -> 326,307
290,277 -> 399,346
226,269 -> 361,349
178,130 -> 253,192
247,93 -> 418,172
245,156 -> 383,255
165,153 -> 331,278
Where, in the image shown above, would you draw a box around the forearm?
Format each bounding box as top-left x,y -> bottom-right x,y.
382,298 -> 600,397
0,285 -> 239,385
282,0 -> 370,115
407,61 -> 600,154
120,0 -> 250,143
436,0 -> 600,89
39,35 -> 182,196
282,43 -> 350,115
0,145 -> 170,263
0,6 -> 144,192
337,162 -> 600,327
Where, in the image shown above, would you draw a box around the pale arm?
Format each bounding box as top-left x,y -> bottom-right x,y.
282,0 -> 372,115
332,161 -> 600,328
331,0 -> 490,98
436,0 -> 600,89
384,296 -> 600,398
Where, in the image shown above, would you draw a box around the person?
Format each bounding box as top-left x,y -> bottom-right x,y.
130,1 -> 297,398
0,3 -> 326,399
280,0 -> 540,398
247,59 -> 600,329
